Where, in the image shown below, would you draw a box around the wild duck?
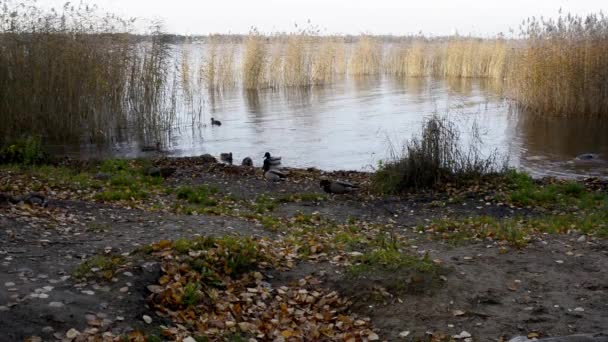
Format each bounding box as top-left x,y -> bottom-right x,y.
263,152 -> 282,166
263,158 -> 287,182
320,179 -> 359,194
242,157 -> 254,167
220,153 -> 233,165
141,142 -> 161,152
211,118 -> 222,126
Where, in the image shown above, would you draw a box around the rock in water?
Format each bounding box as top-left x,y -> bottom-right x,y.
577,153 -> 599,160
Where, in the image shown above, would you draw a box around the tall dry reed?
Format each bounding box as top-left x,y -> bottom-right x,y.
242,31 -> 268,90
510,13 -> 608,117
0,1 -> 174,144
349,36 -> 383,76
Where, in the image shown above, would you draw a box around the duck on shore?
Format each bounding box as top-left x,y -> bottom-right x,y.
263,158 -> 287,182
220,153 -> 233,165
263,152 -> 282,166
211,118 -> 222,126
242,157 -> 253,167
320,179 -> 359,194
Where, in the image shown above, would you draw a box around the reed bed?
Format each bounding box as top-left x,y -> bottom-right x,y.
0,1 -> 175,144
201,36 -> 237,90
242,31 -> 268,90
349,36 -> 383,76
511,13 -> 608,117
384,38 -> 510,79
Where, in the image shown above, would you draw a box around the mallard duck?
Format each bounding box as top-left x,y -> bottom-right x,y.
211,118 -> 222,126
141,141 -> 161,152
263,152 -> 282,166
320,179 -> 359,194
242,157 -> 253,167
220,153 -> 233,165
263,159 -> 287,182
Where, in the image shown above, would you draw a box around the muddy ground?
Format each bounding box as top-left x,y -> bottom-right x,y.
0,159 -> 606,341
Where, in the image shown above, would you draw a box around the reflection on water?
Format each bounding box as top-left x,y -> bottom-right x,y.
53,76 -> 608,178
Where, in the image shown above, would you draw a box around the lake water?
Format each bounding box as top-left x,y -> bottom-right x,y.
52,75 -> 608,178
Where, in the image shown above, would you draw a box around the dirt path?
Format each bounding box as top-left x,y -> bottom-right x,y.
1,160 -> 606,341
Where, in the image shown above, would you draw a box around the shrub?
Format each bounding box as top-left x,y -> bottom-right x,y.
374,116 -> 505,192
0,136 -> 47,165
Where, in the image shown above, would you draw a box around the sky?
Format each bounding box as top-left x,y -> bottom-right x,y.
38,0 -> 607,36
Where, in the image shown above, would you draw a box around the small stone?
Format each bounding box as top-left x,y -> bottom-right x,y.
238,322 -> 254,332
66,328 -> 80,339
42,286 -> 54,292
399,331 -> 410,338
183,338 -> 197,342
577,235 -> 587,242
0,306 -> 9,312
368,332 -> 380,341
49,302 -> 64,308
38,293 -> 49,299
116,316 -> 124,321
82,290 -> 95,296
119,287 -> 129,293
4,282 -> 15,287
454,331 -> 472,339
574,307 -> 585,312
42,326 -> 54,333
142,315 -> 152,324
555,260 -> 564,264
123,272 -> 133,277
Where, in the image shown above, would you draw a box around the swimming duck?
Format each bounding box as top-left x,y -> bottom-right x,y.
141,141 -> 161,152
220,152 -> 233,165
242,157 -> 254,167
263,152 -> 282,166
263,158 -> 287,182
320,179 -> 359,194
211,118 -> 222,126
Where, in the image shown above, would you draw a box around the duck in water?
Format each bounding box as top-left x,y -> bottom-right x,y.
211,118 -> 222,126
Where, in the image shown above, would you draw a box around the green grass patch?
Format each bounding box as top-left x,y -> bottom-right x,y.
349,246 -> 438,275
176,185 -> 219,207
501,171 -> 607,210
425,212 -> 608,247
182,282 -> 202,307
72,255 -> 126,280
